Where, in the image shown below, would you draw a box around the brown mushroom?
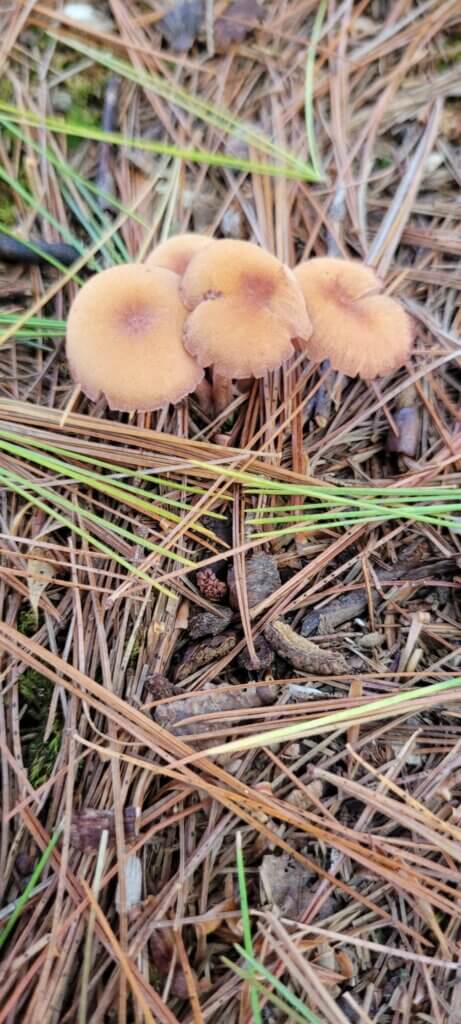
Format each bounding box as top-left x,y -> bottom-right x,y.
66,263 -> 203,411
145,233 -> 212,276
294,257 -> 413,379
181,239 -> 312,379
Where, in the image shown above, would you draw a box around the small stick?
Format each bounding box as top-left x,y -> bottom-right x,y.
0,232 -> 78,267
96,76 -> 120,210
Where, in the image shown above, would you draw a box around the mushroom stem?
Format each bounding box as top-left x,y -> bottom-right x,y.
212,368 -> 232,416
194,376 -> 214,417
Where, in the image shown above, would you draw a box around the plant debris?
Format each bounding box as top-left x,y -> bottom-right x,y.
300,591 -> 369,637
2,2 -> 461,1020
154,682 -> 266,739
265,619 -> 348,674
189,604 -> 233,638
196,567 -> 228,601
228,551 -> 281,609
69,807 -> 138,852
0,232 -> 79,267
159,0 -> 204,50
260,854 -> 315,918
174,631 -> 239,681
214,0 -> 264,50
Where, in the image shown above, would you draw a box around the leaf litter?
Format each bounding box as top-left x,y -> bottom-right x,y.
1,1 -> 461,1022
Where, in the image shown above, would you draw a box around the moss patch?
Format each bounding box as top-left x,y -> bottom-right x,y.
19,669 -> 62,788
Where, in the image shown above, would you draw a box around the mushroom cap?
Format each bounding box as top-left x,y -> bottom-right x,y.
294,257 -> 413,379
66,263 -> 203,412
145,233 -> 212,276
180,239 -> 311,378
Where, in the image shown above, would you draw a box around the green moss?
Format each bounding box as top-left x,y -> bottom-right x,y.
67,70 -> 105,104
18,608 -> 39,636
375,155 -> 392,169
28,723 -> 62,788
128,632 -> 145,667
0,193 -> 16,226
0,79 -> 13,103
18,669 -> 62,788
68,103 -> 101,129
18,668 -> 53,716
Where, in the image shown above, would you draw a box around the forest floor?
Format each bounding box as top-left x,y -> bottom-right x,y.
1,1 -> 461,1022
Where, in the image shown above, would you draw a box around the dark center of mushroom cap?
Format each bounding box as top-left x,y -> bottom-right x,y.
241,271 -> 276,304
115,303 -> 157,335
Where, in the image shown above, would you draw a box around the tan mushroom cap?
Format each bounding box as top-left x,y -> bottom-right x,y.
294,257 -> 413,379
180,239 -> 312,378
145,233 -> 212,276
66,263 -> 203,412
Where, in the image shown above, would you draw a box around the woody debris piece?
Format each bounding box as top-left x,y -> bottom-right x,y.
228,551 -> 281,609
174,631 -> 238,681
189,604 -> 233,638
70,807 -> 138,852
154,683 -> 264,739
264,619 -> 348,675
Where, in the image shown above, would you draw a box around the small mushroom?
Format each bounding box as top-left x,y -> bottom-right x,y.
181,239 -> 312,378
145,233 -> 212,276
294,257 -> 413,379
66,263 -> 203,411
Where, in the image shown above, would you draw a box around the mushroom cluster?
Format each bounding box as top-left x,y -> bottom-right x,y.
66,235 -> 413,413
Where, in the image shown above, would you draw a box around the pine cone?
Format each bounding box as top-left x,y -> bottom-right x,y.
196,568 -> 227,601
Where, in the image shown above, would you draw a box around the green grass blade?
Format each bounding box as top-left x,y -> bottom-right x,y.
0,825 -> 62,950
236,834 -> 262,1024
0,462 -> 191,564
304,0 -> 327,182
0,466 -> 176,596
223,959 -> 319,1024
45,34 -> 316,177
0,117 -> 147,233
0,426 -> 212,498
0,430 -> 225,542
205,677 -> 461,757
234,947 -> 324,1024
0,105 -> 314,181
0,435 -> 189,525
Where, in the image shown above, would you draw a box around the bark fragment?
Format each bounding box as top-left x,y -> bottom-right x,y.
265,619 -> 348,674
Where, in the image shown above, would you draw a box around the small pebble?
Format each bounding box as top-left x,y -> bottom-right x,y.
358,632 -> 384,649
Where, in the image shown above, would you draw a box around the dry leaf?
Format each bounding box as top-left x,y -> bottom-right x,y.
260,854 -> 315,919
27,549 -> 54,620
195,896 -> 236,938
214,0 -> 264,50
